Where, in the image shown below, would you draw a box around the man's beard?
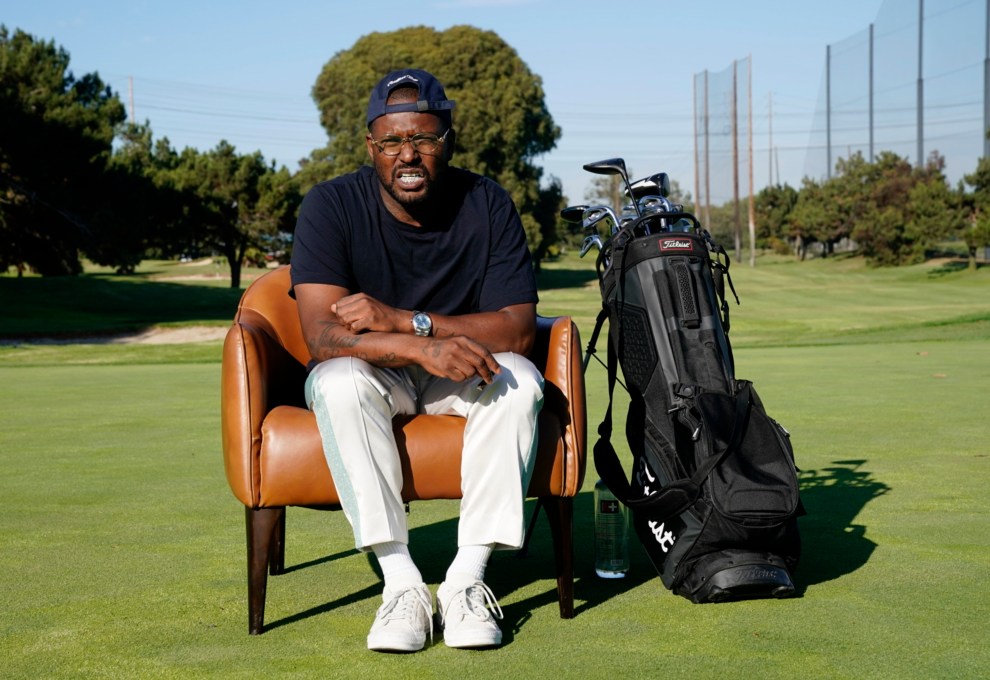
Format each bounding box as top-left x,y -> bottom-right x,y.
378,162 -> 445,209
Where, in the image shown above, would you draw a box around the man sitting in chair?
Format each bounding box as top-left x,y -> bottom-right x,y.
290,68 -> 544,653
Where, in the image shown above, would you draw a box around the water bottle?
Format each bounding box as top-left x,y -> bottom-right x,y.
594,478 -> 630,578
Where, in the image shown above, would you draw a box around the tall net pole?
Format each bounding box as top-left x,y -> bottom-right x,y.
704,70 -> 711,229
916,0 -> 924,167
732,60 -> 741,261
985,0 -> 989,159
748,56 -> 756,267
693,75 -> 701,215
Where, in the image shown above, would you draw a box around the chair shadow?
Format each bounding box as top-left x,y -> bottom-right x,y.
262,460 -> 888,634
793,459 -> 891,592
487,492 -> 658,644
261,491 -> 652,638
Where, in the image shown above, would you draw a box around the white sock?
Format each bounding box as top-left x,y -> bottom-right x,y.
445,544 -> 494,583
372,542 -> 423,591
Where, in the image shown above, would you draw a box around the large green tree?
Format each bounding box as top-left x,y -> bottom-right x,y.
302,25 -> 562,258
167,141 -> 299,288
0,26 -> 125,275
86,123 -> 193,274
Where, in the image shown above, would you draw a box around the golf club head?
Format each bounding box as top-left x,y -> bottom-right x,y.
583,158 -> 641,218
583,214 -> 616,240
583,205 -> 618,228
583,158 -> 630,181
560,204 -> 588,223
628,173 -> 671,199
639,195 -> 675,214
579,234 -> 603,257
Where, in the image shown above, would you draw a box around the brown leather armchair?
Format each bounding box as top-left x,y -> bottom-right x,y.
221,266 -> 587,634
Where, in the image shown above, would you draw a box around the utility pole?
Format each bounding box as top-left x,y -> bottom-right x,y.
128,75 -> 135,122
768,91 -> 774,187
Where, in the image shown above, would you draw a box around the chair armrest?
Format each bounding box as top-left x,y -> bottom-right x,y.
536,316 -> 588,497
221,310 -> 307,506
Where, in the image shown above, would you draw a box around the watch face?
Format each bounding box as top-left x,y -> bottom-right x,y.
413,312 -> 432,336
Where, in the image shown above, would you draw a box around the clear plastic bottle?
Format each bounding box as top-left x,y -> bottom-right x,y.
594,478 -> 630,578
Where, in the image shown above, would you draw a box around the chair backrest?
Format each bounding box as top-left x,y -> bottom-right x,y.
236,266 -> 311,367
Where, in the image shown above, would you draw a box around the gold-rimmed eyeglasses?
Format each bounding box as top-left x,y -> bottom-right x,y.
369,129 -> 450,156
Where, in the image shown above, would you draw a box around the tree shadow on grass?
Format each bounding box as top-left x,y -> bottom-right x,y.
0,274 -> 245,338
793,459 -> 890,592
926,259 -> 985,278
536,266 -> 599,291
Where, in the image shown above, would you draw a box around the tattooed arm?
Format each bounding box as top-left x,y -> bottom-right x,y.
294,283 -> 502,384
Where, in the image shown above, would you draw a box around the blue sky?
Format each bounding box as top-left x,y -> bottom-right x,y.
7,0 -> 891,201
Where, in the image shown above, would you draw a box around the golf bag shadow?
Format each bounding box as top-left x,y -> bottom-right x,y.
589,211 -> 804,603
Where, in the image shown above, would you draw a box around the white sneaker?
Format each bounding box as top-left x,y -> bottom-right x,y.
436,578 -> 504,648
367,583 -> 433,652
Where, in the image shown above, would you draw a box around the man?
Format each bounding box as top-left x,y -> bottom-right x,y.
290,68 -> 544,653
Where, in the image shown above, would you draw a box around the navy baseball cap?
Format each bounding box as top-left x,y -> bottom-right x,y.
366,68 -> 456,128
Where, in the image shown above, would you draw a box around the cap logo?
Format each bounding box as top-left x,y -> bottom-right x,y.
386,74 -> 419,88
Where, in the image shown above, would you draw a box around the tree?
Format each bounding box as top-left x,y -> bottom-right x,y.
0,26 -> 125,274
167,141 -> 300,288
303,25 -> 562,259
851,151 -> 943,265
81,123 -> 187,274
754,183 -> 799,254
787,151 -> 951,265
787,178 -> 826,260
962,156 -> 990,269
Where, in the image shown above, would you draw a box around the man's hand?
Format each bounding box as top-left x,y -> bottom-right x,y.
331,292 -> 404,334
296,283 -> 534,373
418,335 -> 502,384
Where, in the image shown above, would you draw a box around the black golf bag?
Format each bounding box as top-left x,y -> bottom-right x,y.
588,207 -> 803,603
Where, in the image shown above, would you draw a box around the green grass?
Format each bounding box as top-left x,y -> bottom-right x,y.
1,254 -> 988,679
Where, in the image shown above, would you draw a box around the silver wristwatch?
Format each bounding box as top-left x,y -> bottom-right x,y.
411,311 -> 433,337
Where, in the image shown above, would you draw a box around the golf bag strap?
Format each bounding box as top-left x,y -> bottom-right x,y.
582,307 -> 610,372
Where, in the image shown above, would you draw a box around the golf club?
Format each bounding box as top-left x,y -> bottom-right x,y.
628,172 -> 671,200
583,158 -> 641,218
579,234 -> 604,258
560,204 -> 588,223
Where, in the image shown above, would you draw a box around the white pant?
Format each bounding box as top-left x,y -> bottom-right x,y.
305,352 -> 544,551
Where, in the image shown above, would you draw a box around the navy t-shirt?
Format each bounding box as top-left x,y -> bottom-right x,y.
290,165 -> 538,315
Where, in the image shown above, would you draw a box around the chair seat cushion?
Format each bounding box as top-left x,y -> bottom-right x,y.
256,406 -> 565,508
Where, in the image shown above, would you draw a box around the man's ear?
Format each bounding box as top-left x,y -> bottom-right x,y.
444,128 -> 456,160
366,134 -> 376,161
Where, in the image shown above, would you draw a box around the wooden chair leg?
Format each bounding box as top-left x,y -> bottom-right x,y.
269,509 -> 286,576
543,497 -> 575,618
245,506 -> 285,635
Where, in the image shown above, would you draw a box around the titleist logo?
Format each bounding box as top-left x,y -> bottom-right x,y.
660,239 -> 693,251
